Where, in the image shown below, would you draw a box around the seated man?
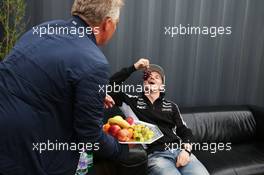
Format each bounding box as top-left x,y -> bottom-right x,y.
108,58 -> 209,175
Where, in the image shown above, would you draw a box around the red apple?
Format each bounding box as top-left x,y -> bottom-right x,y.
108,125 -> 121,137
126,117 -> 134,125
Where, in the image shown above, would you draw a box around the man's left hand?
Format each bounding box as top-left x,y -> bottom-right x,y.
176,150 -> 190,168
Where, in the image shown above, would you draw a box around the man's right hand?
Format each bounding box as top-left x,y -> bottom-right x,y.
134,58 -> 150,70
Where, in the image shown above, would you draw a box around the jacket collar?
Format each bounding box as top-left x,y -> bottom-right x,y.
71,15 -> 97,45
141,92 -> 165,104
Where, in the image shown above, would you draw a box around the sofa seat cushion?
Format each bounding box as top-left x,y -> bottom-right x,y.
194,142 -> 264,175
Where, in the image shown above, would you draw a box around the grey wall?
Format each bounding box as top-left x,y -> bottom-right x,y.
26,0 -> 264,107
26,0 -> 72,26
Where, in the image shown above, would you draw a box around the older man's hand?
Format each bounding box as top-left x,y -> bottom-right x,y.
134,58 -> 150,70
176,150 -> 191,168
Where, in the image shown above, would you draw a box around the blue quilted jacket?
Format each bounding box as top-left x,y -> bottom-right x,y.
0,16 -> 128,175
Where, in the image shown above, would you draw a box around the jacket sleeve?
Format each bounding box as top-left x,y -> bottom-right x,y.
108,65 -> 136,106
73,63 -> 128,161
172,104 -> 194,143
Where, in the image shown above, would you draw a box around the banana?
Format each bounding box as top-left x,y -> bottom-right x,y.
112,116 -> 123,120
108,116 -> 130,128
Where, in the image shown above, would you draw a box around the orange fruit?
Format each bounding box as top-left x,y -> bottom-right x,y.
127,128 -> 134,139
103,123 -> 111,133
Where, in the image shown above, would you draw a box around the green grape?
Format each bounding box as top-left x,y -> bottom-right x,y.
132,124 -> 154,142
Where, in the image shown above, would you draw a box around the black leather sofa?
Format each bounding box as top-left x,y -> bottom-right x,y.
180,105 -> 264,175
96,105 -> 264,175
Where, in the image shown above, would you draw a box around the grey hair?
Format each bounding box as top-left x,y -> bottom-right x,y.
71,0 -> 124,26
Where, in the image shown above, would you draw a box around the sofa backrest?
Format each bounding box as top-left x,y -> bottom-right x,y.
180,106 -> 257,144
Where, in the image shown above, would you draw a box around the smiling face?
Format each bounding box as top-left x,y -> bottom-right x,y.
143,71 -> 163,93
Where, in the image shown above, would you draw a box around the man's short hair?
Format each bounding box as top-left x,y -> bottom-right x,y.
71,0 -> 124,26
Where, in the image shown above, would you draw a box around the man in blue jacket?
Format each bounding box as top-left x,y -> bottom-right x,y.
0,0 -> 128,174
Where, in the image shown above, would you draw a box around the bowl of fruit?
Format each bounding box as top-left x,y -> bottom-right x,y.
103,116 -> 164,144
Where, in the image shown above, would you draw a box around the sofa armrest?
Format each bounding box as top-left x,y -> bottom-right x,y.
117,145 -> 148,175
95,145 -> 148,175
250,106 -> 264,141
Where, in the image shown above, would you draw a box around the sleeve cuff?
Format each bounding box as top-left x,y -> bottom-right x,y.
117,144 -> 129,161
128,65 -> 137,73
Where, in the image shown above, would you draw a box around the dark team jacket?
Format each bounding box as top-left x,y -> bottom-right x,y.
109,65 -> 193,154
0,16 -> 128,175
